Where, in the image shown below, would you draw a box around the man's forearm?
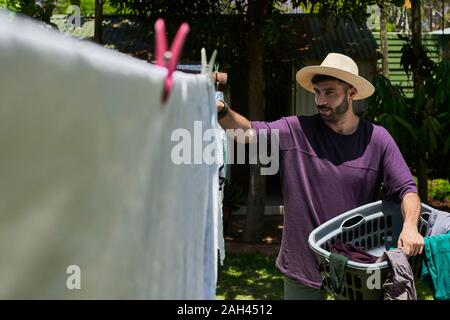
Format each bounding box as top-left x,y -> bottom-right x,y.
401,192 -> 421,229
398,192 -> 424,256
217,101 -> 253,143
218,107 -> 251,131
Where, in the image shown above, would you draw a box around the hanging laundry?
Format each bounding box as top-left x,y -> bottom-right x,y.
376,249 -> 417,300
215,110 -> 227,267
0,13 -> 222,299
421,232 -> 450,300
328,253 -> 348,295
426,209 -> 450,236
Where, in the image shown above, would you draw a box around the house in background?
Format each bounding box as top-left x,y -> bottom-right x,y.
372,31 -> 443,97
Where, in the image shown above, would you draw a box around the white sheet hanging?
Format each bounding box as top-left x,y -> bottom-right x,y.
0,12 -> 223,299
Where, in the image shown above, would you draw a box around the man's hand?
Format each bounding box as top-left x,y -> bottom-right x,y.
398,192 -> 424,256
397,225 -> 424,256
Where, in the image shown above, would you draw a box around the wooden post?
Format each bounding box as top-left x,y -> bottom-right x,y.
243,0 -> 271,244
380,2 -> 389,78
94,0 -> 103,44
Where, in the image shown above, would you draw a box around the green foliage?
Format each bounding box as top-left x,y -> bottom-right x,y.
429,179 -> 450,201
53,0 -> 117,15
368,75 -> 415,147
1,1 -> 118,19
399,34 -> 436,80
104,0 -> 405,67
290,0 -> 377,24
369,40 -> 450,181
3,0 -> 55,23
108,0 -> 227,18
106,1 -> 248,71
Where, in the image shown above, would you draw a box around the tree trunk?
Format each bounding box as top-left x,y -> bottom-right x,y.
94,0 -> 103,44
380,3 -> 389,77
243,0 -> 270,243
244,163 -> 266,243
411,0 -> 428,202
411,0 -> 422,52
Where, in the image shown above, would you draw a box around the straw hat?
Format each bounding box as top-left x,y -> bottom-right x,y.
296,53 -> 375,100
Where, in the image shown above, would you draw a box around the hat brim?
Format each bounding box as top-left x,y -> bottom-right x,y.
295,66 -> 375,100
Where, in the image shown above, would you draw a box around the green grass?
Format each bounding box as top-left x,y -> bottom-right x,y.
217,252 -> 434,300
216,252 -> 283,300
416,280 -> 434,300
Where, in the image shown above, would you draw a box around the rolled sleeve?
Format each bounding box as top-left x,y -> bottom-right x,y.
381,128 -> 418,200
251,117 -> 295,151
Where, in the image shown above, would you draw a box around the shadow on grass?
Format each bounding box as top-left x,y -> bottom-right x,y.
216,252 -> 283,300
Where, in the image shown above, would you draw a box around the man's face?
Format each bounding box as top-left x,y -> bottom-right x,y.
313,80 -> 351,122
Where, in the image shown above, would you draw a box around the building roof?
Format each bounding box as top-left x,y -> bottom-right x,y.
51,14 -> 377,62
51,15 -> 153,59
280,14 -> 378,61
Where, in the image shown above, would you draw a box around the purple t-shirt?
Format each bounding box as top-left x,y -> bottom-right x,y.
251,115 -> 417,288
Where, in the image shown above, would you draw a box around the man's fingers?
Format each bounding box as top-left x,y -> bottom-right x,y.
405,244 -> 412,256
399,242 -> 413,256
397,239 -> 403,250
397,231 -> 425,256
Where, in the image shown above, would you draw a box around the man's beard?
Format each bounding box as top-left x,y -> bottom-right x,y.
316,98 -> 349,122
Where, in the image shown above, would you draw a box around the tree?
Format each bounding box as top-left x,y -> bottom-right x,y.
243,0 -> 271,243
368,57 -> 450,203
4,0 -> 56,25
380,1 -> 390,77
410,0 -> 428,201
95,0 -> 103,43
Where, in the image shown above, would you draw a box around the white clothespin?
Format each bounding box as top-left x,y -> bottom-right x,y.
201,48 -> 217,74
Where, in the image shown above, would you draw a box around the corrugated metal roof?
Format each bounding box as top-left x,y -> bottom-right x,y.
50,14 -> 376,62
283,14 -> 377,61
51,15 -> 153,58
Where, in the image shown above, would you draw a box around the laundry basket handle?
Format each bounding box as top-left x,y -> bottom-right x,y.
341,214 -> 365,230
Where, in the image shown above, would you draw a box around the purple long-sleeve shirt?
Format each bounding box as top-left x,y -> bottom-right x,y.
251,114 -> 417,288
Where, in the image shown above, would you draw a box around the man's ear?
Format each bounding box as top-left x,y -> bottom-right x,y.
348,86 -> 357,99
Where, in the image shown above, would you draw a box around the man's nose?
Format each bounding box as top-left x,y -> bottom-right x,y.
316,93 -> 327,106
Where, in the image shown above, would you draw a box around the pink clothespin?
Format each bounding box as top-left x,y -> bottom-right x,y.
154,18 -> 190,103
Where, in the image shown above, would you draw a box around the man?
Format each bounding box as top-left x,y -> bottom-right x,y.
216,53 -> 424,299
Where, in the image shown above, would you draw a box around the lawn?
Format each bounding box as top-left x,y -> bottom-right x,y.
216,252 -> 283,300
217,251 -> 434,300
